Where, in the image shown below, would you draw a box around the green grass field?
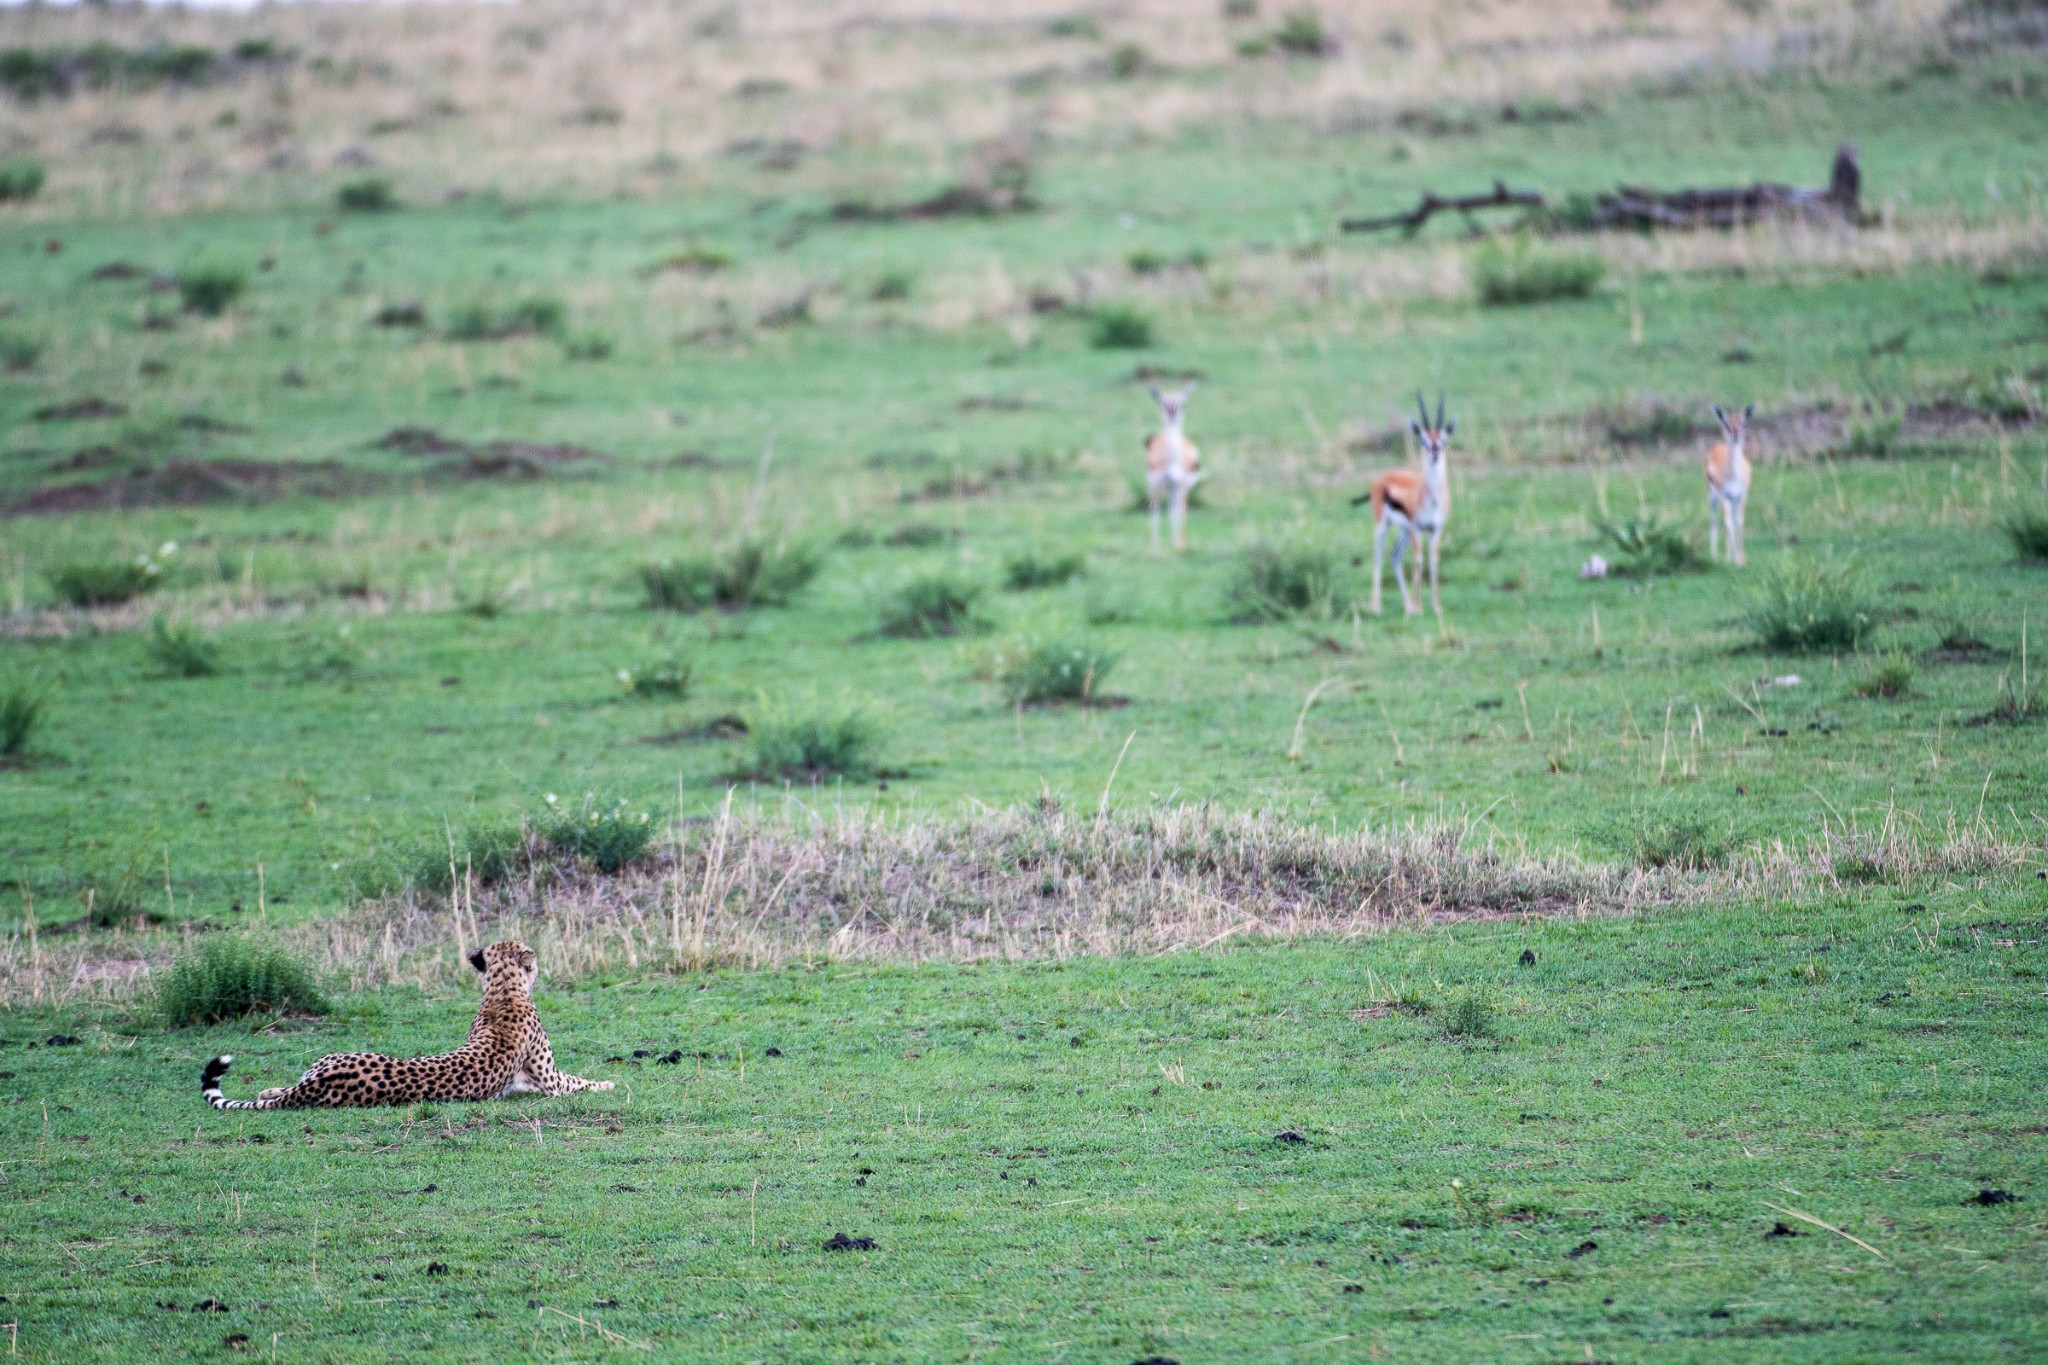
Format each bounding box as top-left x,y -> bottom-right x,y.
2,0 -> 2046,1358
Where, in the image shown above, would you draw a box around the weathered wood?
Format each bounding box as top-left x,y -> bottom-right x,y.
1596,144 -> 1862,229
1340,180 -> 1545,236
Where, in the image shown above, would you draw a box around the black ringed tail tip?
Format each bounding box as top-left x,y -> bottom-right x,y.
201,1054 -> 239,1109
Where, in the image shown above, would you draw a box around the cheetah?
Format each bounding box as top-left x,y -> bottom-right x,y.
200,940 -> 613,1110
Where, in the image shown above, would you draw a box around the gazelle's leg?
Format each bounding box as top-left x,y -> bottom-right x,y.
1149,488 -> 1162,553
1169,482 -> 1190,552
1731,494 -> 1746,567
1707,491 -> 1720,562
1370,516 -> 1387,614
1428,528 -> 1443,616
1394,527 -> 1416,615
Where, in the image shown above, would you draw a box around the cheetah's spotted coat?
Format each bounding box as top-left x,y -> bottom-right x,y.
200,940 -> 613,1110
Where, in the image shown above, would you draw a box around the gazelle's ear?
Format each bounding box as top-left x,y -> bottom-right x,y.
1409,418 -> 1426,440
1743,402 -> 1755,421
1442,417 -> 1456,437
1182,380 -> 1197,398
467,949 -> 487,974
1147,385 -> 1164,405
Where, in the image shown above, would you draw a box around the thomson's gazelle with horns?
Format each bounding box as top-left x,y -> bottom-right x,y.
1706,402 -> 1754,567
1144,384 -> 1201,553
1355,392 -> 1455,616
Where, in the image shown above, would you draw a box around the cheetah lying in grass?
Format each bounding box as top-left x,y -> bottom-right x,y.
201,939 -> 614,1110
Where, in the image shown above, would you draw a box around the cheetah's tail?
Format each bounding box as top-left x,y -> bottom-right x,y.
201,1054 -> 263,1110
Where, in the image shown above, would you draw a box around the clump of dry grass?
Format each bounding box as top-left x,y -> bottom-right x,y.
1,801 -> 2029,1009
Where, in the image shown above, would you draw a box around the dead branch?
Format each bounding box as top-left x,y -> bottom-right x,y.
1596,144 -> 1863,230
1341,180 -> 1545,236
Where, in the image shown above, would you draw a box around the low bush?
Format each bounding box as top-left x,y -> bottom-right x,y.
0,683 -> 39,758
562,331 -> 614,361
177,265 -> 246,317
1472,237 -> 1604,306
0,332 -> 40,371
336,176 -> 398,212
998,636 -> 1119,705
1853,651 -> 1916,699
158,937 -> 329,1026
539,797 -> 657,874
1594,512 -> 1705,577
1004,550 -> 1086,591
880,573 -> 986,637
642,540 -> 821,612
1743,559 -> 1873,653
403,821 -> 529,894
870,270 -> 914,301
1233,543 -> 1342,619
1441,987 -> 1498,1040
446,295 -> 567,342
2004,502 -> 2048,562
47,550 -> 167,607
1624,810 -> 1733,870
0,160 -> 44,202
1090,304 -> 1155,349
742,693 -> 880,778
147,617 -> 221,677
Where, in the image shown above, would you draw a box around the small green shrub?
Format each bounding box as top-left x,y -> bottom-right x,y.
1842,416 -> 1903,459
401,821 -> 529,894
539,796 -> 656,874
880,573 -> 986,637
1090,304 -> 1155,349
446,295 -> 567,341
336,176 -> 398,212
562,331 -> 615,361
0,332 -> 39,371
999,637 -> 1120,705
2003,502 -> 2048,562
1233,543 -> 1342,619
1744,559 -> 1873,653
1441,987 -> 1498,1040
158,937 -> 329,1026
1004,550 -> 1087,591
870,270 -> 915,302
1852,651 -> 1916,699
642,540 -> 821,612
0,160 -> 44,202
1625,810 -> 1732,870
618,658 -> 693,698
1594,512 -> 1705,577
1472,237 -> 1605,306
742,693 -> 880,779
1046,14 -> 1102,37
177,266 -> 246,317
1270,8 -> 1336,55
47,549 -> 168,607
147,617 -> 221,677
0,684 -> 39,757
1974,373 -> 2045,424
1106,43 -> 1149,78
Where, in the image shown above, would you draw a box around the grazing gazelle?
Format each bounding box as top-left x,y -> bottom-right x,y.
1706,402 -> 1755,566
1355,391 -> 1455,616
1144,384 -> 1201,553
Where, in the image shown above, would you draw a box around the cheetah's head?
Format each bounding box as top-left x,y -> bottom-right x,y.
470,939 -> 539,994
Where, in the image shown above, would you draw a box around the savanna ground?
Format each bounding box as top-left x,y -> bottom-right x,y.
1,0 -> 2046,1359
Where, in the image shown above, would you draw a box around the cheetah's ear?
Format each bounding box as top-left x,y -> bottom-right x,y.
467,949 -> 487,974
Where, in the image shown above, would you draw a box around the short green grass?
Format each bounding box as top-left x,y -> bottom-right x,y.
8,883 -> 2046,1362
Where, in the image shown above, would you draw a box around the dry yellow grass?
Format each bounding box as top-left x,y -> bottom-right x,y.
0,0 -> 1954,216
1,799 -> 2025,1009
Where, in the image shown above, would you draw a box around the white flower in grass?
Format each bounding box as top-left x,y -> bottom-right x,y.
544,792 -> 558,806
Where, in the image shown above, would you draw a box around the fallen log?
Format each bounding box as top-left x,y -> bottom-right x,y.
1340,180 -> 1545,236
1596,143 -> 1862,230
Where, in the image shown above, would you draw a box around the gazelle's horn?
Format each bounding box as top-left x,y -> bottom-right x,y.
1437,391 -> 1447,430
1415,390 -> 1431,429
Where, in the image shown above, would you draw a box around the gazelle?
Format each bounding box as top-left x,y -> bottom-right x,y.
1144,384 -> 1201,553
1355,391 -> 1455,616
1706,402 -> 1754,566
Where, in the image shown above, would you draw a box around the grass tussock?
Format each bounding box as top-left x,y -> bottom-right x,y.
1004,550 -> 1086,591
1594,511 -> 1706,577
1852,651 -> 1916,699
538,797 -> 657,874
618,659 -> 693,698
1090,304 -> 1156,349
176,265 -> 246,317
741,693 -> 881,780
147,616 -> 221,677
1743,558 -> 1874,653
1441,986 -> 1499,1040
335,175 -> 398,212
157,936 -> 329,1026
47,556 -> 163,607
1233,542 -> 1344,619
445,295 -> 567,342
642,540 -> 821,613
1473,237 -> 1605,306
879,573 -> 986,638
0,683 -> 40,758
997,636 -> 1119,705
2004,503 -> 2048,562
5,804 -> 2028,1006
0,159 -> 44,202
